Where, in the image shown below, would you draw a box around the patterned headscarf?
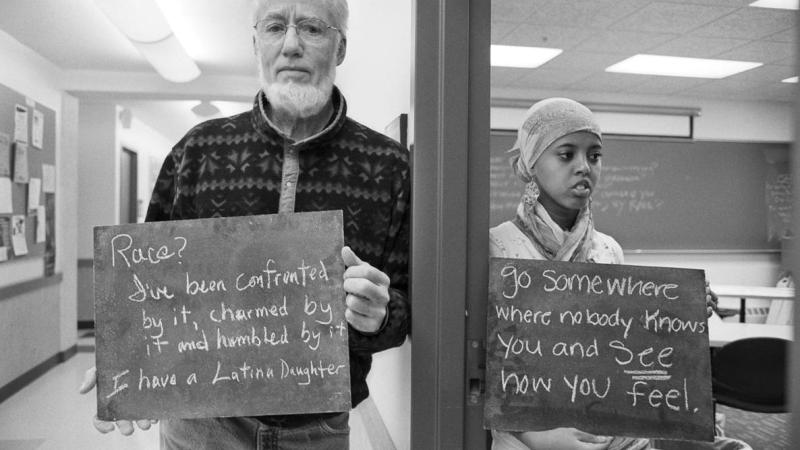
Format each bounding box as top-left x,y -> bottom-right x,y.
508,98 -> 602,262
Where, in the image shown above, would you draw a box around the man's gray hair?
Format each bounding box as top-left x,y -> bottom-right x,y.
251,0 -> 349,37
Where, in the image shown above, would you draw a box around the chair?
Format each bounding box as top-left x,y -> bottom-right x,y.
711,337 -> 789,413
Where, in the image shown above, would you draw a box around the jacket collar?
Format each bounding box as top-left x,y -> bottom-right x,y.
251,85 -> 348,147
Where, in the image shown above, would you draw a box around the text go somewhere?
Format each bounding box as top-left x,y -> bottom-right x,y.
500,264 -> 680,301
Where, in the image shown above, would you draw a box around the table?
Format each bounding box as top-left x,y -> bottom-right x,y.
712,284 -> 795,323
707,314 -> 793,347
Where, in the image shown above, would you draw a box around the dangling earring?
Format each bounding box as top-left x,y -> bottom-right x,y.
521,180 -> 540,215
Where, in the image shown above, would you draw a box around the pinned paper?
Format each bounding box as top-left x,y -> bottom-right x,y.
28,178 -> 41,211
36,205 -> 46,243
14,104 -> 28,144
0,132 -> 10,177
0,217 -> 9,262
13,142 -> 29,183
32,110 -> 44,149
11,214 -> 28,256
0,177 -> 11,214
42,164 -> 56,193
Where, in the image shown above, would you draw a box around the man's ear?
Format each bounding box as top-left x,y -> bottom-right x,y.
336,37 -> 347,65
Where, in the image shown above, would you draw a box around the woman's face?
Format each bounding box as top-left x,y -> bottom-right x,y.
532,131 -> 603,216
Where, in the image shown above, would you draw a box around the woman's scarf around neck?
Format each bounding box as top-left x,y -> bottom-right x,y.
512,180 -> 595,262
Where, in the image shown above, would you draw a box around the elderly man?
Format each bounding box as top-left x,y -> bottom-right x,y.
80,0 -> 410,447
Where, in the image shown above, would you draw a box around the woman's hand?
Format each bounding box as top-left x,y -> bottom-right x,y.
79,366 -> 158,435
515,427 -> 611,450
705,280 -> 719,318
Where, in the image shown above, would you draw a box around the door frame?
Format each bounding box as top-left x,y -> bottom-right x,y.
410,0 -> 490,448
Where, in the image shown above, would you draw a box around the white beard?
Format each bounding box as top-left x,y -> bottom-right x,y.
261,65 -> 335,119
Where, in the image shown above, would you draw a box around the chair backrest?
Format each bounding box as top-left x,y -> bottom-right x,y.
766,274 -> 794,325
711,337 -> 789,412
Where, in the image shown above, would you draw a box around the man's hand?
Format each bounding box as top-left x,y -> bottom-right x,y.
79,367 -> 158,435
341,246 -> 391,333
705,279 -> 719,318
515,428 -> 611,450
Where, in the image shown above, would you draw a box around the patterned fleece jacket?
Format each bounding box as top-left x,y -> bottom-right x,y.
145,87 -> 411,410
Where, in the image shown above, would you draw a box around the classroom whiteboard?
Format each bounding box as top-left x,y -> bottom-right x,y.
490,131 -> 791,251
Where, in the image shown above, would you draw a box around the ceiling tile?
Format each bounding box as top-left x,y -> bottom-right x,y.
761,83 -> 797,102
670,0 -> 751,4
498,25 -> 597,49
689,8 -> 796,40
773,55 -> 797,67
724,64 -> 797,84
764,28 -> 796,43
609,2 -> 736,34
491,67 -> 527,86
715,40 -> 794,64
510,67 -> 594,90
491,0 -> 535,23
564,72 -> 649,93
681,78 -> 771,100
573,30 -> 678,54
492,21 -> 519,44
625,77 -> 711,95
649,36 -> 749,58
523,0 -> 646,29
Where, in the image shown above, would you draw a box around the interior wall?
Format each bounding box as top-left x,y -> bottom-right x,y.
0,29 -> 63,287
491,98 -> 791,290
76,101 -> 117,323
0,30 -> 77,384
58,94 -> 79,351
336,0 -> 412,135
77,102 -> 117,259
117,112 -> 173,222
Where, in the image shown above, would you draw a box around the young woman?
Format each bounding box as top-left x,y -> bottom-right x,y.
488,98 -> 746,450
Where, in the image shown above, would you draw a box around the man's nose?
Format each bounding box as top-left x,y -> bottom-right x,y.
280,26 -> 303,56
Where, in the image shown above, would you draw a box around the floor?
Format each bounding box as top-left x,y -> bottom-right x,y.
0,333 -> 373,450
0,333 -> 791,450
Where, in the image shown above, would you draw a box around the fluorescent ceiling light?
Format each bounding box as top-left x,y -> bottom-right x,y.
606,54 -> 762,79
94,0 -> 200,83
191,101 -> 221,117
134,35 -> 201,83
491,45 -> 562,68
782,76 -> 799,83
749,0 -> 799,10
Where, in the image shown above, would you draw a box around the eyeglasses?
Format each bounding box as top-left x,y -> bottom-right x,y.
254,18 -> 341,44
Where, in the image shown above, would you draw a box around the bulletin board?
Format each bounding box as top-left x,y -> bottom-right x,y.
490,131 -> 791,251
0,82 -> 57,273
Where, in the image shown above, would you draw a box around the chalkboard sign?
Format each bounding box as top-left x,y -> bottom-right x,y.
484,258 -> 713,441
490,131 -> 791,250
93,211 -> 351,420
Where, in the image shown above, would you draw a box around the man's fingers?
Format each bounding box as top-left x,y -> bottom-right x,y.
343,265 -> 391,286
574,430 -> 609,444
79,367 -> 97,394
341,246 -> 362,267
92,416 -> 116,434
346,294 -> 385,317
116,420 -> 135,436
343,279 -> 389,305
345,308 -> 381,333
136,419 -> 153,430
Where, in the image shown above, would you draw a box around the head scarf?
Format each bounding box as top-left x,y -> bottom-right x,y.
508,98 -> 602,262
